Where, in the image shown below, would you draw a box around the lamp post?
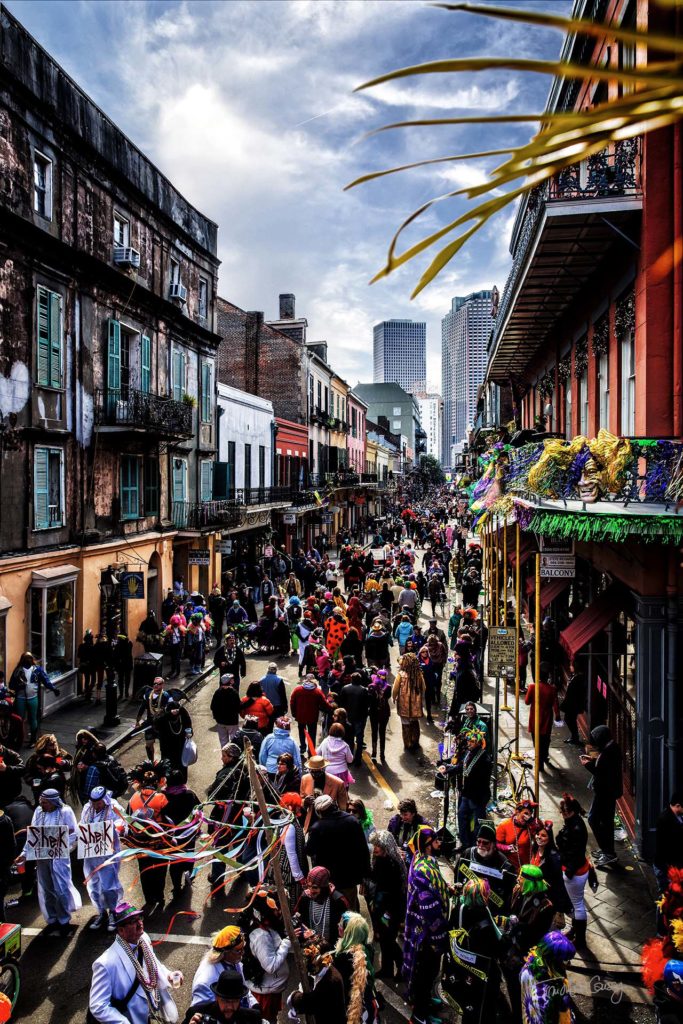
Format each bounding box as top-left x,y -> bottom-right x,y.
99,568 -> 121,727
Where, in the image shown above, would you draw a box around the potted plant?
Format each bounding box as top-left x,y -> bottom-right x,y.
182,393 -> 197,408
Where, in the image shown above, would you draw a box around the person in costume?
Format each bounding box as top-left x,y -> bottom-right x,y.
89,901 -> 182,1024
156,699 -> 193,782
185,970 -> 263,1024
243,886 -> 291,1024
80,784 -> 126,931
366,828 -> 407,979
451,877 -> 510,1024
135,676 -> 174,762
496,800 -> 539,871
456,727 -> 491,851
333,911 -> 381,1024
402,825 -> 451,1024
191,926 -> 258,1007
519,931 -> 575,1024
504,865 -> 556,1022
288,941 -> 346,1024
127,760 -> 170,913
392,652 -> 426,752
24,787 -> 81,937
654,959 -> 683,1024
296,865 -> 349,945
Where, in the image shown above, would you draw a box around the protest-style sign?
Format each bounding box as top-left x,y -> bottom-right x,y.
77,819 -> 115,859
25,824 -> 70,860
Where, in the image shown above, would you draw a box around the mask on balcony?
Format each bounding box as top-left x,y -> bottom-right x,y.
577,457 -> 601,503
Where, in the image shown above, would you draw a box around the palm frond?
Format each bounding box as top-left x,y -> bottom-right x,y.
344,149 -> 513,190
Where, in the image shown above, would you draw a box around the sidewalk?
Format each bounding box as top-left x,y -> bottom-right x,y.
42,663 -> 217,756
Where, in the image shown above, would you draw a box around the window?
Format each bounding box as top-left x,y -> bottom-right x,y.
198,278 -> 208,321
107,318 -> 121,394
200,460 -> 214,502
141,334 -> 151,394
34,446 -> 64,529
392,420 -> 401,431
33,152 -> 52,219
308,375 -> 314,413
244,443 -> 252,491
621,333 -> 636,434
578,370 -> 588,436
324,387 -> 329,413
201,359 -> 213,423
172,458 -> 187,504
172,347 -> 185,402
113,213 -> 130,247
393,406 -> 401,416
598,352 -> 610,430
565,383 -> 572,439
144,456 -> 159,515
170,257 -> 181,286
36,286 -> 62,388
317,381 -> 322,409
121,455 -> 141,520
258,445 -> 266,489
227,441 -> 236,496
30,575 -> 77,680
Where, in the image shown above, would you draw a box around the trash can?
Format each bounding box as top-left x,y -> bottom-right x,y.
133,652 -> 163,697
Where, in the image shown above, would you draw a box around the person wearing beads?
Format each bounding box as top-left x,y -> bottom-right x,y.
191,926 -> 258,1008
22,787 -> 81,937
80,785 -> 126,932
89,901 -> 182,1024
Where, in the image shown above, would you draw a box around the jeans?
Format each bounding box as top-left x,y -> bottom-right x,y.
15,695 -> 39,739
588,793 -> 616,856
369,714 -> 388,757
457,795 -> 487,850
349,718 -> 367,764
297,719 -> 317,754
563,869 -> 588,921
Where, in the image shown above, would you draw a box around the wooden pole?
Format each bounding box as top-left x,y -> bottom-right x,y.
501,519 -> 511,711
245,742 -> 312,1004
493,516 -> 499,628
512,522 -> 522,759
533,553 -> 542,799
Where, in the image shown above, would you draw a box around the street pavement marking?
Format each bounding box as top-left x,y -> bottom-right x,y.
362,752 -> 400,809
20,925 -> 213,946
376,979 -> 410,1020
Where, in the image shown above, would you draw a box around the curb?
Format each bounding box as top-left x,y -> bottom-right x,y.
107,664 -> 217,755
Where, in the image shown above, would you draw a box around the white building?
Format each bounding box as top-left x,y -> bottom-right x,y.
217,382 -> 274,492
414,392 -> 443,464
305,340 -> 332,483
441,291 -> 493,465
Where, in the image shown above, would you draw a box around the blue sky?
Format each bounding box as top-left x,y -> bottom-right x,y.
9,0 -> 569,388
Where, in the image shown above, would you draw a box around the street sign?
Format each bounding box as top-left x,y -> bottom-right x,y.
488,627 -> 517,673
283,513 -> 296,524
120,572 -> 144,600
321,514 -> 333,523
188,549 -> 210,566
218,541 -> 233,555
540,554 -> 575,578
540,537 -> 575,554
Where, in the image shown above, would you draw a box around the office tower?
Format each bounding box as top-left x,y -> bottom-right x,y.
414,392 -> 443,464
373,319 -> 426,394
441,291 -> 493,464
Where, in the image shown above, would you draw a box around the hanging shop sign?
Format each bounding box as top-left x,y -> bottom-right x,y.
120,572 -> 145,600
487,627 -> 517,674
263,545 -> 274,558
540,537 -> 575,555
540,554 -> 576,578
188,549 -> 211,566
283,513 -> 297,524
218,541 -> 233,555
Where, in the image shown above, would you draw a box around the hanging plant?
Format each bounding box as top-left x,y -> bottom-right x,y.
615,290 -> 635,339
535,369 -> 555,397
557,356 -> 572,387
591,314 -> 610,357
574,336 -> 588,378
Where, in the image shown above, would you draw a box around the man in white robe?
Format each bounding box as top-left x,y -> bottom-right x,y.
89,901 -> 182,1024
79,785 -> 126,931
25,788 -> 81,937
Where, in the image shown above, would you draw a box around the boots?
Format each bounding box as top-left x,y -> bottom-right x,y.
564,917 -> 576,941
402,724 -> 413,750
572,918 -> 588,949
411,720 -> 421,749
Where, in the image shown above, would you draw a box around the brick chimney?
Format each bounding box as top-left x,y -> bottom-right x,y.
279,293 -> 295,319
245,311 -> 264,396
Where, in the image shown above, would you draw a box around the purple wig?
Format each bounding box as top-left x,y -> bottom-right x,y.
537,930 -> 575,963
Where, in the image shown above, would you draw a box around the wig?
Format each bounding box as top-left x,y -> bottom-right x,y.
336,911 -> 370,954
462,877 -> 490,908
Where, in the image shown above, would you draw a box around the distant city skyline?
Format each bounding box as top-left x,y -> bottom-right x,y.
373,318 -> 426,394
442,290 -> 493,464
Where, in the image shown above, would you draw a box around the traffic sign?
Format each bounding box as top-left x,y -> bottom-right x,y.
540,554 -> 575,578
488,627 -> 517,674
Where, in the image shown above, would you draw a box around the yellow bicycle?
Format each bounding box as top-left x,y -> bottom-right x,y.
494,739 -> 536,814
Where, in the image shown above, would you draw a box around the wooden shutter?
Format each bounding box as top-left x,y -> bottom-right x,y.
201,360 -> 211,422
200,460 -> 213,501
172,460 -> 186,502
34,447 -> 50,529
173,349 -> 184,402
107,319 -> 121,392
36,287 -> 50,386
49,291 -> 62,388
141,334 -> 151,393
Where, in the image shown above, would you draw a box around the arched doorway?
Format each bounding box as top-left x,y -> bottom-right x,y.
148,551 -> 161,620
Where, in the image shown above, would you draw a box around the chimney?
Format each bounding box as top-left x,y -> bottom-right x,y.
279,293 -> 295,320
245,311 -> 264,396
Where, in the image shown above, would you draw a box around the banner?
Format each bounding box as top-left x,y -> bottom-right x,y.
25,825 -> 70,860
77,820 -> 115,859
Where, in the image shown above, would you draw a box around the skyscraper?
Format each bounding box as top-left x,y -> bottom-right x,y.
441,291 -> 493,465
414,392 -> 443,464
373,319 -> 426,394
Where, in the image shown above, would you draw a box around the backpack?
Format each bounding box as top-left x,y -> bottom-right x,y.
97,756 -> 129,798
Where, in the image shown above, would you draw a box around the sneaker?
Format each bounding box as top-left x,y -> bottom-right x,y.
89,912 -> 107,931
596,853 -> 618,869
183,870 -> 194,887
107,913 -> 117,932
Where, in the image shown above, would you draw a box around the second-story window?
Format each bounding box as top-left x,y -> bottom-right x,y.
308,375 -> 314,412
114,213 -> 130,247
33,152 -> 52,220
201,359 -> 213,423
198,278 -> 208,321
170,257 -> 180,286
36,286 -> 62,389
578,369 -> 588,437
317,381 -> 322,410
621,333 -> 636,435
598,352 -> 610,430
172,347 -> 185,402
34,446 -> 64,529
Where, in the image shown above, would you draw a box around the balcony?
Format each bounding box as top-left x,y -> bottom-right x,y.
488,137 -> 642,381
172,500 -> 242,531
95,388 -> 193,438
172,487 -> 313,532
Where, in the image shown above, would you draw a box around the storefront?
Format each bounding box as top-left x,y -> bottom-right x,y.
29,564 -> 79,713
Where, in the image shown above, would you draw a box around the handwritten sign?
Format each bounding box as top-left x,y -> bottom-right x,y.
25,825 -> 69,860
78,820 -> 115,859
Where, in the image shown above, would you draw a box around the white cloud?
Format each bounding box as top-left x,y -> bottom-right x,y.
366,79 -> 519,112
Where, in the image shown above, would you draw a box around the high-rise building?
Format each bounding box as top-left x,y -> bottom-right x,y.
414,393 -> 443,464
373,319 -> 426,394
441,291 -> 493,464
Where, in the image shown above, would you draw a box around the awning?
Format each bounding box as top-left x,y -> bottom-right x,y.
509,537 -> 536,568
526,576 -> 571,610
31,564 -> 80,585
559,585 -> 623,658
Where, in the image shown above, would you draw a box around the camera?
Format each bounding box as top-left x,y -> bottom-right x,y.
197,1016 -> 218,1024
291,913 -> 303,930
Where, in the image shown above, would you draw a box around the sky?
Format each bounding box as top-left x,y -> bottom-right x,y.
8,0 -> 570,390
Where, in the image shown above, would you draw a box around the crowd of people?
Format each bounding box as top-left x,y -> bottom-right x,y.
0,491 -> 677,1024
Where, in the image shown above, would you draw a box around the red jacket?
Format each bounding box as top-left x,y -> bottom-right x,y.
290,683 -> 331,725
525,680 -> 560,738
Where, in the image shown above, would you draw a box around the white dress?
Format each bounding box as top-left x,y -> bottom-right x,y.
79,797 -> 125,913
31,805 -> 82,925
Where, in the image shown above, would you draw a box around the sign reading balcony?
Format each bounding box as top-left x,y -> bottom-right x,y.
540,554 -> 575,579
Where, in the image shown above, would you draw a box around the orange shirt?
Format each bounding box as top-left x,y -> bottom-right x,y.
496,815 -> 533,870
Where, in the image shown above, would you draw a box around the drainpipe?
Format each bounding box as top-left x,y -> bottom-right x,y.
666,550 -> 680,797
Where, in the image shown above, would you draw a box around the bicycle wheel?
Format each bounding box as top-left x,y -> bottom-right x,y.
0,960 -> 20,1010
516,783 -> 537,805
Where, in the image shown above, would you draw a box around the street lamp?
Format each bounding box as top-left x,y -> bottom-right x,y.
99,567 -> 121,727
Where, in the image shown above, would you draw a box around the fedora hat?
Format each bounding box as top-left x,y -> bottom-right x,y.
305,755 -> 328,771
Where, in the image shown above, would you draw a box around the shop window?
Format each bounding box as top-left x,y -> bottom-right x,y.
30,574 -> 76,680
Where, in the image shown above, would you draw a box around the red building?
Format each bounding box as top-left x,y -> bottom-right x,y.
479,0 -> 683,856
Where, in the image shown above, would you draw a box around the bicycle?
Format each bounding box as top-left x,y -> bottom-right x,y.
0,922 -> 21,1013
225,623 -> 259,653
493,739 -> 536,814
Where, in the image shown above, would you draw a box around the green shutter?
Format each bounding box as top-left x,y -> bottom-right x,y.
173,349 -> 184,402
36,287 -> 50,386
172,460 -> 186,502
107,319 -> 121,392
121,456 -> 140,519
201,359 -> 212,422
49,291 -> 62,388
34,447 -> 50,529
141,334 -> 151,393
200,460 -> 213,501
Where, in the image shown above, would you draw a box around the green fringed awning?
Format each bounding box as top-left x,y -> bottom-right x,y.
518,507 -> 683,545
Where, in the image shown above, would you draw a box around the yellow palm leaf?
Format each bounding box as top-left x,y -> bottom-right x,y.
344,149 -> 513,190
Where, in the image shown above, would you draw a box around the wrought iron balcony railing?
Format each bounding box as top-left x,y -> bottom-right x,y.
172,486 -> 320,529
95,388 -> 193,437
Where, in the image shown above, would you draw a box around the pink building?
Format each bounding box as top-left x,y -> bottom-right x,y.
347,392 -> 367,474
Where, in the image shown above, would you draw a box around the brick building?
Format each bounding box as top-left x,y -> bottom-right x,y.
0,8 -> 220,710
